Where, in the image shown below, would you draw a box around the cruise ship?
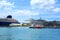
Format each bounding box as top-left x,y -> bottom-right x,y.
26,18 -> 46,28
0,15 -> 20,26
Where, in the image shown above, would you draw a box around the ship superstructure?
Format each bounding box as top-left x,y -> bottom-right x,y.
0,15 -> 20,26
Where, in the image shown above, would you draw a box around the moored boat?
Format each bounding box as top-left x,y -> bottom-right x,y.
0,15 -> 20,27
29,24 -> 44,28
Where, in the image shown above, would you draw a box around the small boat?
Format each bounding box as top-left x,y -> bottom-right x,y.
29,24 -> 44,28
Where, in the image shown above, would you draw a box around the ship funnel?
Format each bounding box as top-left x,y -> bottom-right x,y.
7,15 -> 12,18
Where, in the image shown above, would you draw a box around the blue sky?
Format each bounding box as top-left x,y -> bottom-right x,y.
0,0 -> 60,23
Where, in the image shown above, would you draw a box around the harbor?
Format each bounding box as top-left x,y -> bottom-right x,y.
0,15 -> 60,28
0,0 -> 60,40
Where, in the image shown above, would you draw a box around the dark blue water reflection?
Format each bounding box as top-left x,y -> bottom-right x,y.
0,27 -> 60,40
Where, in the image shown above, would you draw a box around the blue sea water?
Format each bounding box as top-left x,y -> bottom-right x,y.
0,27 -> 60,40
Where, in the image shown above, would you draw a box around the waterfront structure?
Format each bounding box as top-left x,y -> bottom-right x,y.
0,15 -> 20,26
25,18 -> 60,28
53,21 -> 60,28
45,20 -> 60,28
26,18 -> 47,28
9,23 -> 22,27
46,21 -> 57,28
22,20 -> 31,26
22,23 -> 31,26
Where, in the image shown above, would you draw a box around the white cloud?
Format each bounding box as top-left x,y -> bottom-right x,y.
0,0 -> 39,17
30,0 -> 56,9
0,9 -> 40,18
13,9 -> 39,16
0,0 -> 14,9
0,0 -> 15,17
0,0 -> 40,17
30,0 -> 60,13
31,0 -> 55,5
53,8 -> 60,13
